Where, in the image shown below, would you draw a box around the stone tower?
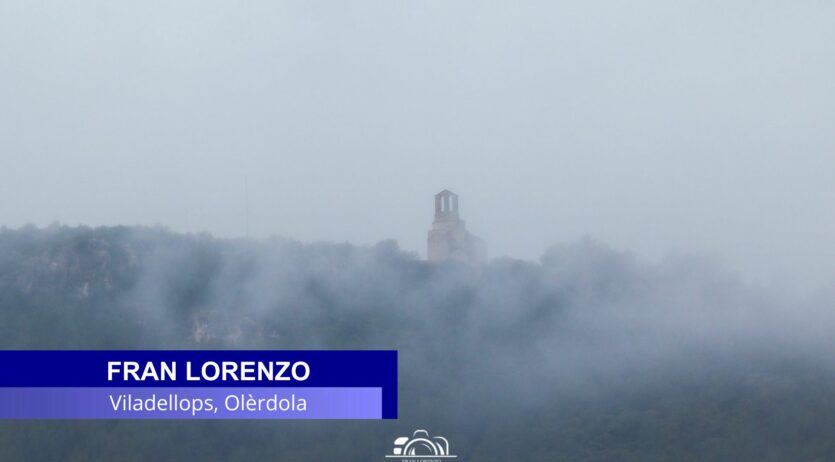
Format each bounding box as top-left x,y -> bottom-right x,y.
427,190 -> 486,263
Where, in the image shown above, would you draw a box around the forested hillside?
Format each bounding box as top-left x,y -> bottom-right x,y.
1,225 -> 834,461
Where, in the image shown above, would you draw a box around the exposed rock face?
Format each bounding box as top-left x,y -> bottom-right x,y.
427,190 -> 486,263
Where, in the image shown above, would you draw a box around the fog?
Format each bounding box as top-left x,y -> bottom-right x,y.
1,2 -> 835,456
1,1 -> 834,290
2,226 -> 835,459
105,228 -> 834,399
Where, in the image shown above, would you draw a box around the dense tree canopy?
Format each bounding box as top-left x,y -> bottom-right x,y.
1,226 -> 833,461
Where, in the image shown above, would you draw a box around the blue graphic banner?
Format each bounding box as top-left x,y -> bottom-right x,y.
0,350 -> 397,419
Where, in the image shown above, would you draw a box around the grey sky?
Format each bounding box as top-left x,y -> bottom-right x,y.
1,1 -> 833,289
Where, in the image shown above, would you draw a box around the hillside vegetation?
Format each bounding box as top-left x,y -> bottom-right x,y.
1,225 -> 834,461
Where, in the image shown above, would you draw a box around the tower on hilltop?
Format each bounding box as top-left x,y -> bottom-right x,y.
427,190 -> 486,263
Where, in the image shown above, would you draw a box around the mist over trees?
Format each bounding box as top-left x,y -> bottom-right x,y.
1,225 -> 834,461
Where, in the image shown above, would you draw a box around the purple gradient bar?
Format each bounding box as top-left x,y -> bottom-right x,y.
0,387 -> 381,419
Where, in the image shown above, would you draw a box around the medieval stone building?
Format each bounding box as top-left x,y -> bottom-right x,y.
427,190 -> 486,263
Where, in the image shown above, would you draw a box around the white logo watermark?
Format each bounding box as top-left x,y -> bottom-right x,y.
385,429 -> 457,460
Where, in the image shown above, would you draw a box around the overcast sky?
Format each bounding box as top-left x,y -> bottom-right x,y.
1,1 -> 833,289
